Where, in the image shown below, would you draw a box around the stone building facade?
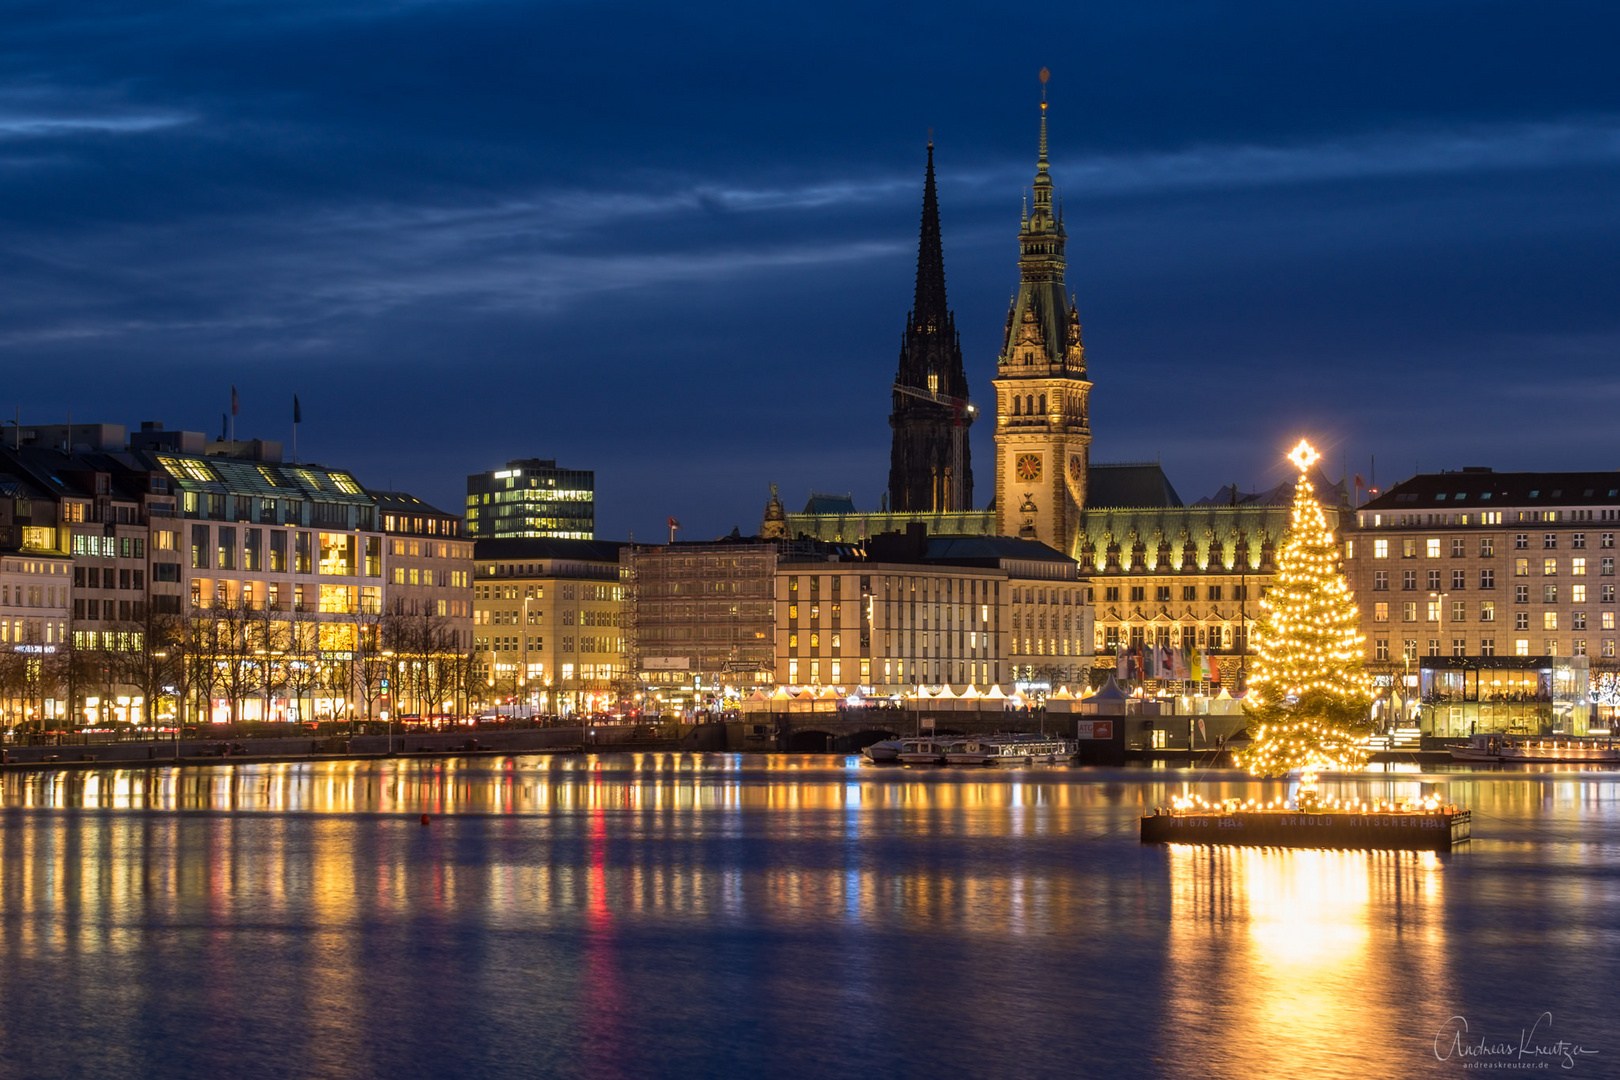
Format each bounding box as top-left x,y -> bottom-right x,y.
1345,469 -> 1620,674
472,538 -> 625,716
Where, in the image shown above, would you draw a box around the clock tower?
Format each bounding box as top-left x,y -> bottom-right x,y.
992,70 -> 1092,555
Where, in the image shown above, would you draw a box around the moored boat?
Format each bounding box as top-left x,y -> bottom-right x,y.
861,739 -> 903,763
1498,736 -> 1620,763
943,734 -> 1078,765
895,737 -> 947,764
1448,733 -> 1504,763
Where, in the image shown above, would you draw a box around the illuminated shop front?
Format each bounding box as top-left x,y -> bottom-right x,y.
1418,656 -> 1590,737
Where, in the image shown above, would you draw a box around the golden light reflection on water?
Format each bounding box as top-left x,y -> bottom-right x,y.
0,756 -> 1143,942
0,754 -> 1128,821
1161,844 -> 1452,1078
0,757 -> 1615,1078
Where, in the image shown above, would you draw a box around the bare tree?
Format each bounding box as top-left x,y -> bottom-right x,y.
350,605 -> 387,723
203,598 -> 259,726
186,606 -> 224,727
282,606 -> 319,725
0,647 -> 28,734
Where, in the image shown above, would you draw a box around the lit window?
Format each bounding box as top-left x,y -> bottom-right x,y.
1426,538 -> 1440,558
1515,639 -> 1529,656
158,456 -> 216,484
1480,601 -> 1494,622
1572,557 -> 1587,576
1544,612 -> 1558,631
1373,539 -> 1389,559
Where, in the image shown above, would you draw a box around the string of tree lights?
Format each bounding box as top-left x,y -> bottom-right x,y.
1236,440 -> 1374,778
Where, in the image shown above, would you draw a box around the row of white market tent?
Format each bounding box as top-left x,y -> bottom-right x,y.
738,678 -> 1242,715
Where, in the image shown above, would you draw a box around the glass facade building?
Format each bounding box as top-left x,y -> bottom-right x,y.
1419,655 -> 1591,737
465,459 -> 594,540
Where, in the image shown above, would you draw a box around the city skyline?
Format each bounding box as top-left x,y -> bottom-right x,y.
2,2 -> 1618,541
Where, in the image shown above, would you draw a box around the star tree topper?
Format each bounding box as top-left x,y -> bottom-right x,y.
1287,439 -> 1320,473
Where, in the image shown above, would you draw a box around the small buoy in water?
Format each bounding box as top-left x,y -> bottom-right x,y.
420,814 -> 430,826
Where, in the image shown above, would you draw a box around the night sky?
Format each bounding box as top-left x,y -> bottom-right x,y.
3,1 -> 1618,539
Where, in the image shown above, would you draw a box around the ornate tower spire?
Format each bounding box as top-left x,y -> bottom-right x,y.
913,137 -> 948,331
992,69 -> 1093,555
889,139 -> 974,513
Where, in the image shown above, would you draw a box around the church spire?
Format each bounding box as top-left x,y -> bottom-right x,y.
913,137 -> 948,330
889,139 -> 973,514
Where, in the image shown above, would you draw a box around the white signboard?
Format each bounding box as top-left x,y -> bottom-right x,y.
642,656 -> 690,671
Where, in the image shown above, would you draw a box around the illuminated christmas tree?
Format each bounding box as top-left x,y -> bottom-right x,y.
1236,439 -> 1373,779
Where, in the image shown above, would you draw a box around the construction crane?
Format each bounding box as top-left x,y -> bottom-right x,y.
892,381 -> 976,512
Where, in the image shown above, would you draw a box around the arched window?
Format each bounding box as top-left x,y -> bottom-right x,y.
1026,395 -> 1035,415
1039,394 -> 1047,415
1012,396 -> 1021,416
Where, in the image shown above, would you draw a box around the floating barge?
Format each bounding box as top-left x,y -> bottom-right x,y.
1140,807 -> 1471,850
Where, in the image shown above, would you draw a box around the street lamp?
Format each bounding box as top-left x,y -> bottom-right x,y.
152,650 -> 176,760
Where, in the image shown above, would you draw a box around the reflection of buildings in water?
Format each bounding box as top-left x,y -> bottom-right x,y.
1161,845 -> 1450,1080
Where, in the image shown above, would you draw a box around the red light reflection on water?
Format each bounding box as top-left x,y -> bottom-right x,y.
580,773 -> 622,1078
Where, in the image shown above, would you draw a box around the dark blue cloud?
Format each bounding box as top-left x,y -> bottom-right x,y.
0,0 -> 1617,535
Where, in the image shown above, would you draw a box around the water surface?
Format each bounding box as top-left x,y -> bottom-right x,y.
0,755 -> 1613,1079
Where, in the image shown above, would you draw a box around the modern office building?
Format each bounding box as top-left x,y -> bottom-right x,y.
465,459 -> 594,540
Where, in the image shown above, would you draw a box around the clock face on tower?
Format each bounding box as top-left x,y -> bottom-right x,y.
1069,455 -> 1084,483
1016,453 -> 1042,482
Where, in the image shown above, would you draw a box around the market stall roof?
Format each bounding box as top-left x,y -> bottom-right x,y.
1090,676 -> 1129,702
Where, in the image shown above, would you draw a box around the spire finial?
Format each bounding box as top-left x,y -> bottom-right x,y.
1038,67 -> 1050,165
927,126 -> 933,149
